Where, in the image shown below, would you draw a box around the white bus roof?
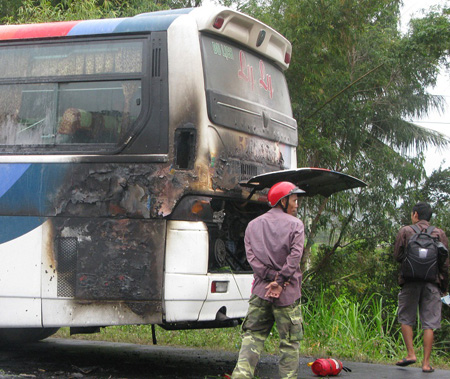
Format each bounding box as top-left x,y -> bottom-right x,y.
0,6 -> 292,70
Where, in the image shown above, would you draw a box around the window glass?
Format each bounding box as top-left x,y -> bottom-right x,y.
0,40 -> 143,78
201,35 -> 292,115
0,83 -> 55,146
0,37 -> 145,150
0,80 -> 142,146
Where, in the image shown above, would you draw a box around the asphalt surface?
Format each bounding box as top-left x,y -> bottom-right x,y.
0,338 -> 448,378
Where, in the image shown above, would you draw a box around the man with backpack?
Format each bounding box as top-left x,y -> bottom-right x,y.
394,202 -> 449,373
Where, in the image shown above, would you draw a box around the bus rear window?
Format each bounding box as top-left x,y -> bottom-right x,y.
200,34 -> 296,146
201,34 -> 292,116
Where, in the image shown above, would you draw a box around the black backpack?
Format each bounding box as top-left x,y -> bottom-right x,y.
401,225 -> 440,282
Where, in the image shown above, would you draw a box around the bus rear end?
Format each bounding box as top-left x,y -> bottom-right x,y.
0,7 -> 366,343
161,7 -> 297,329
0,6 -> 300,340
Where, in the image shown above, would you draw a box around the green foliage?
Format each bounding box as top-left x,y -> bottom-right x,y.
301,291 -> 450,367
4,0 -> 121,23
304,242 -> 399,303
55,292 -> 450,369
0,0 -> 23,21
56,324 -> 276,353
435,304 -> 450,354
421,167 -> 450,235
1,0 -> 204,24
58,324 -> 247,350
223,0 -> 449,291
301,292 -> 401,360
403,6 -> 450,74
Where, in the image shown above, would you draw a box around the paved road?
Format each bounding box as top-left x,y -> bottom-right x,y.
0,338 -> 448,378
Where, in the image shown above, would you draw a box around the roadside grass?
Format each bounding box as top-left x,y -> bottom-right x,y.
55,293 -> 450,370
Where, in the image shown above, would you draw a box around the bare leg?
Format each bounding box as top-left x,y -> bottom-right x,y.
422,329 -> 434,371
400,324 -> 417,361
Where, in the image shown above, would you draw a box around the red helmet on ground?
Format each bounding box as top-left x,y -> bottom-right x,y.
267,181 -> 304,207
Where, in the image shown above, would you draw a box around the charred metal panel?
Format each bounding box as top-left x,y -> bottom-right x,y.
52,217 -> 165,305
0,160 -> 200,223
51,163 -> 189,219
207,126 -> 284,193
0,137 -> 273,224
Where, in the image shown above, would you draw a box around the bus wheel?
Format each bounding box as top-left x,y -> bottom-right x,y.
0,327 -> 59,345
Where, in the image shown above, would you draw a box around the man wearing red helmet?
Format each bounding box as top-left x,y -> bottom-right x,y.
232,181 -> 305,379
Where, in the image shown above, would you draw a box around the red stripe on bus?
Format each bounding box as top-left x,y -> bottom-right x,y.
0,21 -> 80,40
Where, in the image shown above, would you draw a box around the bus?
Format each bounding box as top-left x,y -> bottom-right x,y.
0,6 -> 365,343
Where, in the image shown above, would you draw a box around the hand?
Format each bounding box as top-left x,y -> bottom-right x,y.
264,281 -> 283,298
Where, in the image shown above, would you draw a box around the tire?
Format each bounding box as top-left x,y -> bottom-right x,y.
0,327 -> 59,345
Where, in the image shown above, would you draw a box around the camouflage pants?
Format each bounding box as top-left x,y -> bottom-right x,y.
232,295 -> 303,379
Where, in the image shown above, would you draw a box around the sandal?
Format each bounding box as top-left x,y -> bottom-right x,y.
395,358 -> 416,367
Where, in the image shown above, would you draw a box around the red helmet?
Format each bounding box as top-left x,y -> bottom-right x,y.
267,181 -> 304,207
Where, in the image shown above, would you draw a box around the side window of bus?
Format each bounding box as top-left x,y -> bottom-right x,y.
56,81 -> 142,144
0,37 -> 144,150
0,81 -> 141,146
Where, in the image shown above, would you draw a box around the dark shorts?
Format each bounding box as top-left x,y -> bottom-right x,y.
398,281 -> 442,329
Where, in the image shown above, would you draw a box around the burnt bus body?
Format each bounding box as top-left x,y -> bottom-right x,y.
0,7 -> 299,340
0,8 -> 365,342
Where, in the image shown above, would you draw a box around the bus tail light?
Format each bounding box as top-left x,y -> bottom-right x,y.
211,281 -> 228,293
213,16 -> 225,29
285,52 -> 291,65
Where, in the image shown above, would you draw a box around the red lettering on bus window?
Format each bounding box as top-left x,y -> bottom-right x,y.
238,50 -> 254,91
259,60 -> 273,98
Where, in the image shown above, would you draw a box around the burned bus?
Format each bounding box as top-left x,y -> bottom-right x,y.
0,6 -> 365,342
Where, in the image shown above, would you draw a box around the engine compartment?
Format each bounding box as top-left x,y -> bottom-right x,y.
169,195 -> 269,273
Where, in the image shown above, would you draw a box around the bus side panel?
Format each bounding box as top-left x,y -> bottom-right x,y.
41,218 -> 165,326
197,273 -> 253,321
0,219 -> 43,327
164,221 -> 209,322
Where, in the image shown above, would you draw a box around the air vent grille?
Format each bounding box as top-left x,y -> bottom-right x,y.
240,163 -> 258,181
152,48 -> 161,77
57,237 -> 78,298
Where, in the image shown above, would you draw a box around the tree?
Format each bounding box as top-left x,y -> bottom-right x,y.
220,0 -> 449,277
3,0 -> 122,22
2,0 -> 207,23
0,0 -> 23,21
421,167 -> 450,235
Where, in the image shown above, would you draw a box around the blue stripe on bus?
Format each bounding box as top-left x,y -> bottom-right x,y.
134,8 -> 193,17
67,8 -> 193,36
0,216 -> 46,244
0,164 -> 31,198
113,14 -> 183,33
67,19 -> 124,36
0,163 -> 68,214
